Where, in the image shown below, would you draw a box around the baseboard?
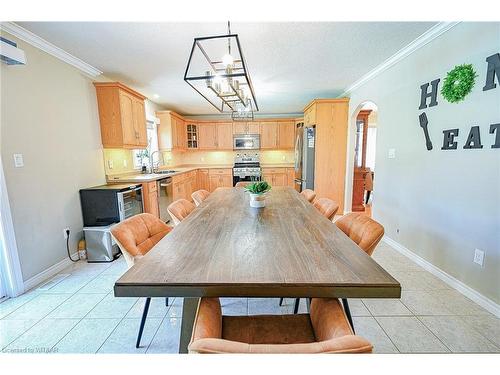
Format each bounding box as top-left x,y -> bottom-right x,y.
383,236 -> 500,318
23,253 -> 79,292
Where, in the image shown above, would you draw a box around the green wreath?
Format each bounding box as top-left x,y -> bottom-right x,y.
441,64 -> 477,103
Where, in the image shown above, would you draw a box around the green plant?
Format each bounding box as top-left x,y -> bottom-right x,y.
441,64 -> 477,103
245,181 -> 271,195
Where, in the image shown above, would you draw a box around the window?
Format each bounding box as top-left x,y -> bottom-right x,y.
133,120 -> 159,169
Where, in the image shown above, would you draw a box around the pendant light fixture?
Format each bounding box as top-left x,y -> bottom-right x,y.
184,21 -> 258,118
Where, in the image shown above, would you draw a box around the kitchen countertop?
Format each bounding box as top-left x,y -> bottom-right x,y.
106,163 -> 294,183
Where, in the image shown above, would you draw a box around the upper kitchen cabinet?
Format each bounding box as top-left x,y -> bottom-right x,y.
216,122 -> 233,150
278,120 -> 295,149
198,122 -> 217,150
259,121 -> 279,149
94,82 -> 147,149
156,111 -> 187,151
304,98 -> 349,215
233,122 -> 260,135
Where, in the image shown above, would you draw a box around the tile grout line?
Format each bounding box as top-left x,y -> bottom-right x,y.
414,315 -> 453,353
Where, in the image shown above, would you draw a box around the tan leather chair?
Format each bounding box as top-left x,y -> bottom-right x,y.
188,297 -> 372,354
235,181 -> 252,188
110,213 -> 172,348
191,190 -> 210,207
167,198 -> 196,225
335,213 -> 384,256
300,189 -> 316,203
313,198 -> 339,220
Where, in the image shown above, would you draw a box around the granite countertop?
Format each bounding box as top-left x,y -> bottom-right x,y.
106,163 -> 294,183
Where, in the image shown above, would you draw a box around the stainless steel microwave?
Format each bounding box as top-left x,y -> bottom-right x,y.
233,134 -> 260,150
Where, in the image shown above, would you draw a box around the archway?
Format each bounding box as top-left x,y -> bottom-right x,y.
348,101 -> 378,217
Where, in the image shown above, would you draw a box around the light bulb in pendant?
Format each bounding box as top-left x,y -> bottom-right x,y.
222,53 -> 234,67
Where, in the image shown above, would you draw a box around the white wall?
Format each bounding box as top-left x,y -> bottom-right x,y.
345,22 -> 500,303
1,32 -> 106,282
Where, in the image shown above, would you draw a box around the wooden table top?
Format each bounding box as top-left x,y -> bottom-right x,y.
114,187 -> 400,299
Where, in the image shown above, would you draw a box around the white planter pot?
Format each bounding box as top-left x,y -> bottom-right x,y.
249,193 -> 266,208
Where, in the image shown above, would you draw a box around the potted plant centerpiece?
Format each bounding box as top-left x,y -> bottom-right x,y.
245,181 -> 271,208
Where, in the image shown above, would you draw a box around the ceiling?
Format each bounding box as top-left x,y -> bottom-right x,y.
18,22 -> 436,115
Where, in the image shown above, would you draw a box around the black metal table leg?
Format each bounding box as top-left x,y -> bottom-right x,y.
293,298 -> 300,314
279,297 -> 284,306
165,297 -> 169,306
136,297 -> 151,348
179,297 -> 200,353
341,298 -> 355,333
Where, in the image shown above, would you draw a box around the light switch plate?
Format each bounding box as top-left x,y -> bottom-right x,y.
13,153 -> 24,168
108,160 -> 114,169
388,148 -> 396,159
473,249 -> 485,267
123,159 -> 127,167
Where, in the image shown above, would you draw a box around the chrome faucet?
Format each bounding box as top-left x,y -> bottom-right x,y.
149,150 -> 163,173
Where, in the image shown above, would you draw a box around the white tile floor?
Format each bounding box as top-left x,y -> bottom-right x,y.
0,241 -> 498,354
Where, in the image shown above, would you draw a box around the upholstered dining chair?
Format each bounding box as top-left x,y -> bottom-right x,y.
191,189 -> 210,206
110,213 -> 172,348
335,213 -> 384,256
188,297 -> 372,354
313,198 -> 339,220
300,189 -> 316,203
235,181 -> 252,188
167,198 -> 196,225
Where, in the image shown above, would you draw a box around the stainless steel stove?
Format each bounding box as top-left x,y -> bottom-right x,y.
233,153 -> 261,186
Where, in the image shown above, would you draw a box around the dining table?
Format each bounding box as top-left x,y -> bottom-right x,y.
114,187 -> 401,353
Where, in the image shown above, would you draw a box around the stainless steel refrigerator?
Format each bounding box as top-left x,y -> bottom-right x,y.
294,123 -> 315,192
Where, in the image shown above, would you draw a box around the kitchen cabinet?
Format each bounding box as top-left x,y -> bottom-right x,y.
172,170 -> 197,202
142,181 -> 159,218
156,111 -> 187,151
286,168 -> 295,187
198,123 -> 217,150
208,169 -> 233,192
233,122 -> 260,135
94,82 -> 147,149
262,168 -> 288,187
304,99 -> 349,214
278,120 -> 295,149
197,169 -> 210,191
186,122 -> 198,149
259,122 -> 279,149
216,123 -> 233,150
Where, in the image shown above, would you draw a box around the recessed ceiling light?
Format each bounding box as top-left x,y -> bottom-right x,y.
153,94 -> 160,99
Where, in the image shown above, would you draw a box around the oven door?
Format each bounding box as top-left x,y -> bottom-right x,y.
233,135 -> 260,150
233,175 -> 261,187
117,186 -> 143,221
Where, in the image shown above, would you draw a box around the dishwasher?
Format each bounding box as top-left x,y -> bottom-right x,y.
157,177 -> 173,224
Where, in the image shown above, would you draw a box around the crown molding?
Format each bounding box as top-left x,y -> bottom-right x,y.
0,22 -> 102,77
340,22 -> 460,96
183,112 -> 303,121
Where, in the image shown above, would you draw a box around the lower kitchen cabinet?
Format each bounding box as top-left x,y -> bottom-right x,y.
208,168 -> 233,191
262,168 -> 289,187
197,169 -> 210,191
286,168 -> 295,187
172,170 -> 198,202
142,181 -> 160,218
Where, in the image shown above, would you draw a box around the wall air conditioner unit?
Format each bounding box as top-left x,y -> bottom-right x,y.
0,37 -> 26,65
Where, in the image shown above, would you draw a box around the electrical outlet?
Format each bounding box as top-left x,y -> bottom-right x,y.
107,160 -> 114,169
473,249 -> 485,267
282,155 -> 286,161
388,148 -> 396,159
396,228 -> 400,234
63,227 -> 70,239
123,159 -> 127,167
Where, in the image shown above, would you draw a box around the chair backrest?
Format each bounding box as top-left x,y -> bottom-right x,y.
191,189 -> 210,206
300,189 -> 317,203
110,213 -> 172,268
313,198 -> 339,220
335,213 -> 384,256
167,198 -> 196,226
235,181 -> 252,188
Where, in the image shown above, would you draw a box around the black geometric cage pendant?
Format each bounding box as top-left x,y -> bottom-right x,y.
184,22 -> 258,117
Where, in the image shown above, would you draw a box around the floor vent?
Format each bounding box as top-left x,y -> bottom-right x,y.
37,274 -> 70,291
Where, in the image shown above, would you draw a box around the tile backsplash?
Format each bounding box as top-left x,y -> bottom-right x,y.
103,148 -> 295,176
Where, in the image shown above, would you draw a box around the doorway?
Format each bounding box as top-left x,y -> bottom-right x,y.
351,103 -> 378,216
